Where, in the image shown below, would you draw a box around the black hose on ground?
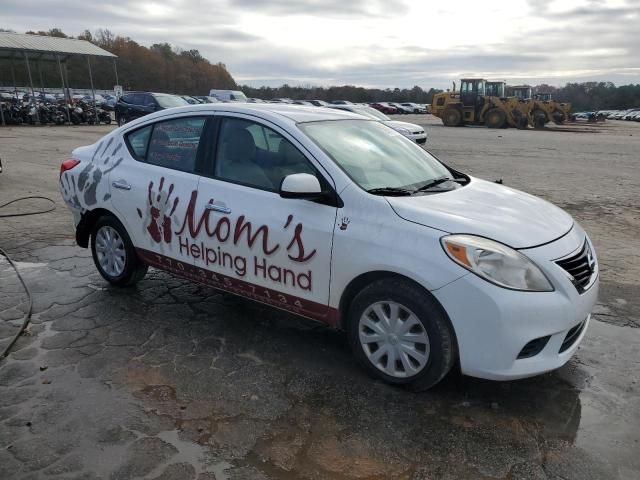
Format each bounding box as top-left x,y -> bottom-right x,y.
0,195 -> 57,360
0,246 -> 33,360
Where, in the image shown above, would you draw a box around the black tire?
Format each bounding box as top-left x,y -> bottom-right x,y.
347,278 -> 457,391
516,115 -> 529,130
532,109 -> 547,129
552,110 -> 565,124
103,116 -> 112,125
118,114 -> 127,127
90,215 -> 148,286
485,108 -> 506,129
442,108 -> 462,127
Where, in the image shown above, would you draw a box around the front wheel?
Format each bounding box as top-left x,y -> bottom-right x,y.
347,278 -> 457,391
485,108 -> 506,129
442,108 -> 462,127
91,215 -> 148,286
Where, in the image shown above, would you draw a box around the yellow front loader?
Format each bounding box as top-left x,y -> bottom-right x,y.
431,79 -> 529,129
509,86 -> 572,128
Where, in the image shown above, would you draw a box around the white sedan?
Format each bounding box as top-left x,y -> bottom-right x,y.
59,103 -> 598,390
329,104 -> 427,144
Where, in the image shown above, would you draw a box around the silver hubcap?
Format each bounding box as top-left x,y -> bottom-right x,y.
359,301 -> 430,378
95,226 -> 126,277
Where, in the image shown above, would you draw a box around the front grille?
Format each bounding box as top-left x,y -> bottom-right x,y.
412,130 -> 423,134
416,138 -> 427,144
559,320 -> 586,353
555,241 -> 596,293
517,335 -> 551,359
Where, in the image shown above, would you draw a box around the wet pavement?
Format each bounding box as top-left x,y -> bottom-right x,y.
1,121 -> 639,479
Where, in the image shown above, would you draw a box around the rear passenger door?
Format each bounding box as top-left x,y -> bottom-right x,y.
188,115 -> 339,322
111,115 -> 207,270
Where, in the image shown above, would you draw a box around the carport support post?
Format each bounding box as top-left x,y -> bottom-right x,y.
23,52 -> 40,124
57,54 -> 71,124
113,58 -> 119,88
38,60 -> 45,95
0,97 -> 5,126
10,59 -> 18,96
87,56 -> 99,125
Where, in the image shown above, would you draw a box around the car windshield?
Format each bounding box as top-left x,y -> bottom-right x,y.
350,106 -> 390,121
299,119 -> 450,191
155,95 -> 189,108
230,91 -> 248,102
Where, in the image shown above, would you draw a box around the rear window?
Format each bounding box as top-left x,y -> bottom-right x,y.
155,95 -> 189,108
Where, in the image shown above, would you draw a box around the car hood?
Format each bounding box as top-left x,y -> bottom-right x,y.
386,178 -> 574,249
384,120 -> 424,132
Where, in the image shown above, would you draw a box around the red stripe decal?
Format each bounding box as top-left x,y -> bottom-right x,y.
135,248 -> 339,327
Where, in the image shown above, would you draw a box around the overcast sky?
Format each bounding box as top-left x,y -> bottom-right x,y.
2,0 -> 639,89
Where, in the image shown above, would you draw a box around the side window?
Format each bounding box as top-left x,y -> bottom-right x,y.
143,94 -> 156,107
145,117 -> 205,173
215,118 -> 317,191
121,94 -> 135,104
126,125 -> 152,159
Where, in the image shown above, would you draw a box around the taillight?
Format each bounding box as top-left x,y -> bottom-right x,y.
60,159 -> 81,179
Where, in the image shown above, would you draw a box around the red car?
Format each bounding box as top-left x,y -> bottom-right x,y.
369,102 -> 399,114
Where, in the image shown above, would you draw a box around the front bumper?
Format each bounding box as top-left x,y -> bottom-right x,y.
432,226 -> 598,381
404,132 -> 427,144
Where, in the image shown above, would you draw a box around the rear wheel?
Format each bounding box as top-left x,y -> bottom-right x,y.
485,108 -> 506,129
91,215 -> 147,286
552,110 -> 565,124
532,109 -> 547,129
442,108 -> 462,127
347,278 -> 457,391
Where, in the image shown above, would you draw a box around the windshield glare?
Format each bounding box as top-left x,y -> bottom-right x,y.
299,119 -> 450,191
350,106 -> 390,121
156,95 -> 189,108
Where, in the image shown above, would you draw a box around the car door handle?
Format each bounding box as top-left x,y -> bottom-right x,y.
205,202 -> 231,214
112,180 -> 131,190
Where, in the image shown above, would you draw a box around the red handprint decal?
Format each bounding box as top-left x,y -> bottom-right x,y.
137,177 -> 179,244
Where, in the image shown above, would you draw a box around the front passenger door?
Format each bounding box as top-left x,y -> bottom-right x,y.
188,116 -> 339,323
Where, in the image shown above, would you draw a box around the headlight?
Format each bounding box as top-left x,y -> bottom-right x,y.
394,127 -> 411,135
441,234 -> 553,292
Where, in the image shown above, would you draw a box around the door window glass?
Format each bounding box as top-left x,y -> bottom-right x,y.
144,117 -> 205,173
215,118 -> 316,191
126,125 -> 153,159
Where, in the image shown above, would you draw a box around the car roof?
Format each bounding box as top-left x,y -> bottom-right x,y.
139,103 -> 365,124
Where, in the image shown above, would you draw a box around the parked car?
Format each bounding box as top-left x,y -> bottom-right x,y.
193,96 -> 220,104
59,103 -> 598,391
209,90 -> 248,102
309,100 -> 329,107
389,103 -> 413,114
329,104 -> 427,144
292,100 -> 314,106
400,102 -> 427,114
181,96 -> 201,105
331,100 -> 353,105
370,102 -> 400,114
115,92 -> 189,126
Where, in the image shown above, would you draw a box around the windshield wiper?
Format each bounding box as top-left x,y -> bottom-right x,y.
366,187 -> 415,196
414,176 -> 456,192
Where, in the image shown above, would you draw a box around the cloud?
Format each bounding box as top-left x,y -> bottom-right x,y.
1,0 -> 638,89
230,0 -> 409,17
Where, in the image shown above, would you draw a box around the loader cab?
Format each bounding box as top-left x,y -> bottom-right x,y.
460,78 -> 487,107
486,81 -> 506,98
534,93 -> 553,101
510,86 -> 532,101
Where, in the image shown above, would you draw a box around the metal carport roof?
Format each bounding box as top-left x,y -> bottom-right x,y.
0,32 -> 116,61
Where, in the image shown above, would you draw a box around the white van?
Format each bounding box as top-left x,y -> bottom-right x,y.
208,89 -> 248,102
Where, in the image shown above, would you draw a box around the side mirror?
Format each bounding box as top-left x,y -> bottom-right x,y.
280,173 -> 323,199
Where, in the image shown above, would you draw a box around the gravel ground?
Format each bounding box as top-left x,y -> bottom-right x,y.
0,117 -> 638,480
